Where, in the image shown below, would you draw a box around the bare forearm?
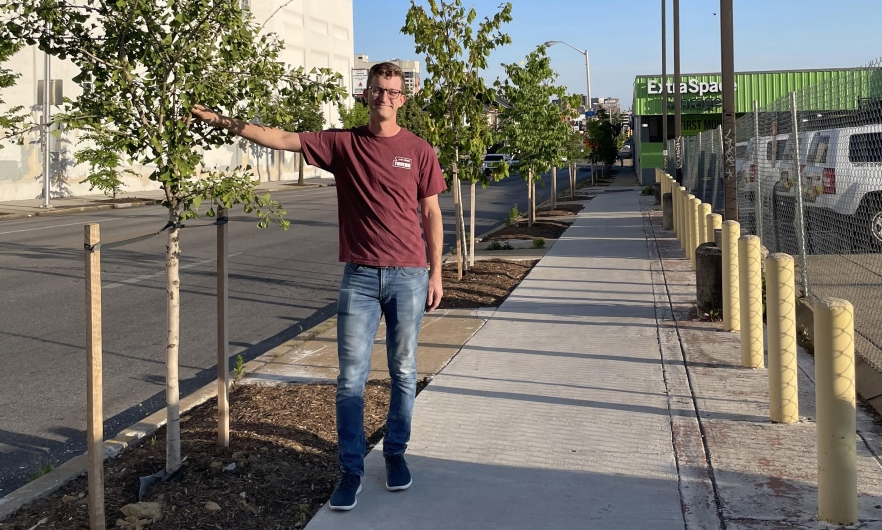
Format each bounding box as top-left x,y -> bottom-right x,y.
423,209 -> 444,274
207,114 -> 301,152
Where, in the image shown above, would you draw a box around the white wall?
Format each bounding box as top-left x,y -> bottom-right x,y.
0,0 -> 354,201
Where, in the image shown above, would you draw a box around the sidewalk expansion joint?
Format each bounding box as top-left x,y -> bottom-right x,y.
642,201 -> 727,530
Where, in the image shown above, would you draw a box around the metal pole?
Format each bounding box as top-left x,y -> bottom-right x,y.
661,0 -> 668,168
790,92 -> 811,297
42,31 -> 52,208
721,0 -> 737,220
673,0 -> 682,183
753,100 -> 762,240
584,51 -> 591,108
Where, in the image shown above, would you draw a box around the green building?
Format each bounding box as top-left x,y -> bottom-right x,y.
631,68 -> 874,185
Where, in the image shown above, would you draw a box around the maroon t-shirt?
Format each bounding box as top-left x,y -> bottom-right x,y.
299,126 -> 447,267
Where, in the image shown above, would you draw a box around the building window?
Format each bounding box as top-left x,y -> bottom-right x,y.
240,0 -> 250,10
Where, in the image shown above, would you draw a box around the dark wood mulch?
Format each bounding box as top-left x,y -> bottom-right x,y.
438,259 -> 538,309
1,381 -> 426,530
484,219 -> 571,241
536,203 -> 585,215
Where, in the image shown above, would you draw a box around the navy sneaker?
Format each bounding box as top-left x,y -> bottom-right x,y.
329,473 -> 362,511
385,454 -> 412,491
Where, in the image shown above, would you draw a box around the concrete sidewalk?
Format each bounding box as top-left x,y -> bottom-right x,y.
304,173 -> 882,529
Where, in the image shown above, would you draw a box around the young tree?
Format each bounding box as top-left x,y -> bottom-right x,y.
397,88 -> 431,141
0,40 -> 30,146
2,0 -> 346,478
496,46 -> 576,226
338,99 -> 370,129
403,0 -> 513,276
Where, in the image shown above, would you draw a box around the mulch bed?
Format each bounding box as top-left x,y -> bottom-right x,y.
437,259 -> 538,309
484,219 -> 571,241
536,203 -> 585,216
1,381 -> 427,530
97,198 -> 155,204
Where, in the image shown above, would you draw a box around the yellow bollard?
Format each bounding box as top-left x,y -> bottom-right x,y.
689,197 -> 700,270
739,235 -> 764,368
814,298 -> 857,525
674,185 -> 681,239
708,213 -> 723,245
686,194 -> 696,257
722,220 -> 741,332
766,253 -> 799,423
674,186 -> 684,239
678,187 -> 687,249
698,203 -> 712,246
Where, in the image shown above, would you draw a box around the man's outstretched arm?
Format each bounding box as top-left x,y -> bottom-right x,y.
420,194 -> 444,312
190,104 -> 302,152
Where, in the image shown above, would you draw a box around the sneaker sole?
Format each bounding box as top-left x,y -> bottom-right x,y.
329,484 -> 362,511
385,479 -> 412,491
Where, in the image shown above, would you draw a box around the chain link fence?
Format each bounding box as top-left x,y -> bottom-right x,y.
679,58 -> 882,370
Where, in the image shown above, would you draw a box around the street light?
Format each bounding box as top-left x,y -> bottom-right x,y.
543,40 -> 591,110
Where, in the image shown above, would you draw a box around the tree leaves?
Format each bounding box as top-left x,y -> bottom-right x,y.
402,0 -> 513,186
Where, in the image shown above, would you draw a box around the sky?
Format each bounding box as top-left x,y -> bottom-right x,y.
353,0 -> 882,111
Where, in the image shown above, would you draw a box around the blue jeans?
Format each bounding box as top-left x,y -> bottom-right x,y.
336,263 -> 429,476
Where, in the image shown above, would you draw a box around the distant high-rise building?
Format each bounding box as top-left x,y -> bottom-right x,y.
591,97 -> 621,115
354,55 -> 421,97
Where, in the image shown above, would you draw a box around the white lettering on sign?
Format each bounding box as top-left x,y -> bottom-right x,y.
647,78 -> 737,96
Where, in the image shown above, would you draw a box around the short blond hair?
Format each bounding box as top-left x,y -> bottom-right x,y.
367,62 -> 405,92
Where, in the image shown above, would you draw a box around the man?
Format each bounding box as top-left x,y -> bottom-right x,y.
191,61 -> 446,511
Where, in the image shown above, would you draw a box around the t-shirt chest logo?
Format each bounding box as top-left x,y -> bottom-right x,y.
392,156 -> 412,170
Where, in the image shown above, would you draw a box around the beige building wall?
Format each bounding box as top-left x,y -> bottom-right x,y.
0,0 -> 353,201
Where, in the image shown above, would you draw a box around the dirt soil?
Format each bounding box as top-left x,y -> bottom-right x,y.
437,258 -> 538,309
1,381 -> 427,530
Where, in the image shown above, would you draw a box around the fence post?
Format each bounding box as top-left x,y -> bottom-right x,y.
722,220 -> 741,332
766,253 -> 798,423
708,213 -> 723,244
689,197 -> 700,270
698,203 -> 712,246
753,100 -> 763,240
814,298 -> 857,525
789,92 -> 811,297
84,224 -> 106,530
739,235 -> 764,368
217,209 -> 230,447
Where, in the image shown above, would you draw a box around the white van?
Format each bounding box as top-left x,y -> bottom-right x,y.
801,125 -> 882,248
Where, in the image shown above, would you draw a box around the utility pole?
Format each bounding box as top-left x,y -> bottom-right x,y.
673,0 -> 682,183
721,0 -> 738,220
661,0 -> 668,169
41,25 -> 52,209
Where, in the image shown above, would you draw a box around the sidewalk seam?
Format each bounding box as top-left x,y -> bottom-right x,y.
642,202 -> 727,530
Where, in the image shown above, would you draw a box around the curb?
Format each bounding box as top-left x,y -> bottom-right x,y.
0,199 -> 159,221
0,182 -> 335,222
0,314 -> 340,523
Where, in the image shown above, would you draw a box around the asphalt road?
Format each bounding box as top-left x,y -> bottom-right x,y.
0,165 -> 595,495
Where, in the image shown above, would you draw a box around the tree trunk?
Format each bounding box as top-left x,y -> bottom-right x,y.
526,175 -> 532,228
570,162 -> 575,198
165,210 -> 182,475
298,153 -> 305,185
551,166 -> 557,210
469,182 -> 476,267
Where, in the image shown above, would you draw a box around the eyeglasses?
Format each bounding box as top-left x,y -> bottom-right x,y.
368,86 -> 402,99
